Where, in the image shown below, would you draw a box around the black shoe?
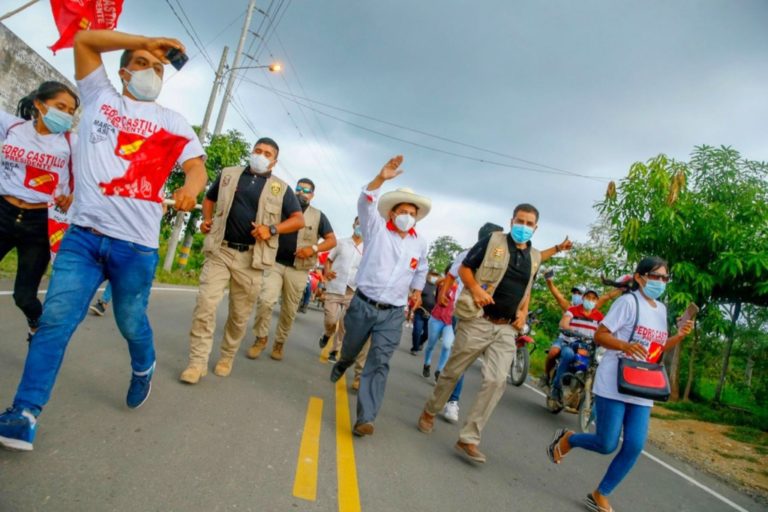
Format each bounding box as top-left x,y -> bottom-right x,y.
434,370 -> 441,383
410,348 -> 420,356
422,365 -> 431,378
319,335 -> 330,349
328,351 -> 338,362
330,361 -> 348,383
298,304 -> 308,314
89,300 -> 107,316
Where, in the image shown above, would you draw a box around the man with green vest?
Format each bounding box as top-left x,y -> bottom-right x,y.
247,178 -> 336,361
180,138 -> 305,384
417,203 -> 568,463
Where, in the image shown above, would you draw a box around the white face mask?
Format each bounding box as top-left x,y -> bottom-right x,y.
248,153 -> 271,175
428,276 -> 438,285
394,213 -> 416,232
123,68 -> 163,101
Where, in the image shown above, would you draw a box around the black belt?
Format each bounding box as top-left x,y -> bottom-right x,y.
74,225 -> 105,236
483,313 -> 515,325
355,290 -> 397,310
224,241 -> 253,252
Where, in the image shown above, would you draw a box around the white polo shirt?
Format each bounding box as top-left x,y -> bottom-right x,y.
354,187 -> 428,307
325,236 -> 364,295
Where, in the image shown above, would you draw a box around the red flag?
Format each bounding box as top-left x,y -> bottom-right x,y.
99,129 -> 190,203
47,203 -> 69,260
49,0 -> 124,54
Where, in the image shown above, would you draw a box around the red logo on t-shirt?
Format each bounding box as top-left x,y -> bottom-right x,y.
410,257 -> 418,270
24,166 -> 59,195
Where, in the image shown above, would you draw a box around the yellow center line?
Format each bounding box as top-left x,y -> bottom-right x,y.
335,375 -> 361,512
319,330 -> 336,363
292,397 -> 323,502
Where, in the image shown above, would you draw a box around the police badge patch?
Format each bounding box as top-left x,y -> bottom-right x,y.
270,182 -> 282,196
223,175 -> 231,187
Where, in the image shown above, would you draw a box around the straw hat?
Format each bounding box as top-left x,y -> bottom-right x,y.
377,187 -> 432,221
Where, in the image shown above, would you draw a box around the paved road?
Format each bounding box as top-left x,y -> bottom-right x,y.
0,283 -> 765,512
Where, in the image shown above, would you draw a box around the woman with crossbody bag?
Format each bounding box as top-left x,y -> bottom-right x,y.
546,256 -> 693,512
0,82 -> 79,341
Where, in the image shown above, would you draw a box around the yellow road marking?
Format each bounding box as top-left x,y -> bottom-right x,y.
292,397 -> 323,501
335,375 -> 361,512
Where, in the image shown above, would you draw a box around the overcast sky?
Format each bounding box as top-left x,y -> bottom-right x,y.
4,0 -> 767,250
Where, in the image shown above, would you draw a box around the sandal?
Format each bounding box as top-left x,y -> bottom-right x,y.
547,428 -> 569,464
585,493 -> 614,512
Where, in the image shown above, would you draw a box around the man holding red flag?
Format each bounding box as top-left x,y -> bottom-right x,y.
0,30 -> 207,452
49,0 -> 124,54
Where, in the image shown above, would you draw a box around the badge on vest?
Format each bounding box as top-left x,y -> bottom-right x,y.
223,175 -> 231,187
492,247 -> 504,259
270,182 -> 282,196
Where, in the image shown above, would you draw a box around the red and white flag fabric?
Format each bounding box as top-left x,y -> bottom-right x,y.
99,129 -> 190,203
49,0 -> 124,54
47,202 -> 69,261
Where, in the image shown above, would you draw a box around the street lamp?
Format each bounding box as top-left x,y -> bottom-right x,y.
223,62 -> 282,76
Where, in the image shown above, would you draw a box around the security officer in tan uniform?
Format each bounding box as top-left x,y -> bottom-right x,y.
180,138 -> 304,384
247,178 -> 336,361
418,203 -> 571,463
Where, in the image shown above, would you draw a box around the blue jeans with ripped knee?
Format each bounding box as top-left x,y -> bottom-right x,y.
14,226 -> 158,414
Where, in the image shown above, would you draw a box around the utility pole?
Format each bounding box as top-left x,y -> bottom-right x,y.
213,0 -> 257,136
162,46 -> 229,272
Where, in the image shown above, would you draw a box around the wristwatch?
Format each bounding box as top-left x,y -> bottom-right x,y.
311,244 -> 319,254
268,225 -> 278,236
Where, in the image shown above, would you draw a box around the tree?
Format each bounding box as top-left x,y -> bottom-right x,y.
162,128 -> 250,270
599,145 -> 768,401
427,236 -> 463,273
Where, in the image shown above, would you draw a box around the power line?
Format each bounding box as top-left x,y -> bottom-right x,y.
240,77 -> 610,182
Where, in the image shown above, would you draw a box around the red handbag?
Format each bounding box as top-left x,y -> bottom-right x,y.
616,294 -> 671,402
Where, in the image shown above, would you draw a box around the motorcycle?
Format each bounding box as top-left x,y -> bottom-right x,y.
544,329 -> 605,432
507,311 -> 539,387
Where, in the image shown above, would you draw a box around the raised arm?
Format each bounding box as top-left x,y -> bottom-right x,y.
540,236 -> 573,263
74,30 -> 184,80
546,278 -> 571,312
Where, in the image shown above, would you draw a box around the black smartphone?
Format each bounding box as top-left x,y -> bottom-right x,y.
166,48 -> 189,71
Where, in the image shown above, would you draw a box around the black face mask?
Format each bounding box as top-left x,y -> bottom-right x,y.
297,195 -> 310,208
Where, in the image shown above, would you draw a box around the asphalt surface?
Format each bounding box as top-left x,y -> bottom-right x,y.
0,282 -> 765,512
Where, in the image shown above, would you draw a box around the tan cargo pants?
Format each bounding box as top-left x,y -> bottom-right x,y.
188,246 -> 264,366
323,287 -> 354,349
424,316 -> 518,445
252,262 -> 308,345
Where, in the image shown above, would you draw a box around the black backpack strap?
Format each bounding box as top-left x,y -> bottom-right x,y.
628,292 -> 640,344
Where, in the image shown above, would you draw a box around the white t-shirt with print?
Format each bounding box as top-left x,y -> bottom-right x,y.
593,290 -> 669,407
325,237 -> 364,295
68,66 -> 205,248
0,111 -> 74,204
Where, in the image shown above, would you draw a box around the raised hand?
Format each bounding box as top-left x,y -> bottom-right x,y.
558,236 -> 573,252
143,37 -> 185,63
378,155 -> 404,181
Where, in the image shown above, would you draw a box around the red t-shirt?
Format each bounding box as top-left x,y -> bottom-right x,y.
565,305 -> 604,339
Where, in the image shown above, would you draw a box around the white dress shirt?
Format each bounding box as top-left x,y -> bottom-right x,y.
325,237 -> 364,295
354,187 -> 428,307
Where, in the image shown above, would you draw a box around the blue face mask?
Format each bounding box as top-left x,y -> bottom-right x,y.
582,299 -> 596,311
511,223 -> 534,244
643,280 -> 666,300
353,226 -> 362,238
41,105 -> 73,134
571,294 -> 583,306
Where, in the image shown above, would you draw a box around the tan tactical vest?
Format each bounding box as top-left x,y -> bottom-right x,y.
202,166 -> 288,269
454,231 -> 541,320
293,205 -> 322,270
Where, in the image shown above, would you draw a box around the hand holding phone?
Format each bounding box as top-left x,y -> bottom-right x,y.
677,302 -> 699,329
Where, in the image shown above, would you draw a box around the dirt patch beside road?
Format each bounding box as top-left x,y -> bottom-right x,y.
648,410 -> 768,504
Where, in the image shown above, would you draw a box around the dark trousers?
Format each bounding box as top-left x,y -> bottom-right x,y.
411,309 -> 429,351
0,199 -> 50,328
338,295 -> 405,424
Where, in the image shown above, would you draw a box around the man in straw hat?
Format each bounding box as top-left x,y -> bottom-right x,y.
330,155 -> 430,437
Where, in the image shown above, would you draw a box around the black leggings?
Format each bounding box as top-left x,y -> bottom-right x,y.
0,198 -> 50,328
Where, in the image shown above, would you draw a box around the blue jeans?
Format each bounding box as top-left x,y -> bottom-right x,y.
423,316 -> 455,371
411,309 -> 429,351
449,374 -> 464,402
14,226 -> 158,414
569,396 -> 651,495
301,281 -> 311,307
552,343 -> 575,392
101,282 -> 113,304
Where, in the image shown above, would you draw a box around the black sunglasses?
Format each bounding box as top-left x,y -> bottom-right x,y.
645,272 -> 671,283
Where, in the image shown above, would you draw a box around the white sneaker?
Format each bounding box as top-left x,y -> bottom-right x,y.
441,401 -> 459,424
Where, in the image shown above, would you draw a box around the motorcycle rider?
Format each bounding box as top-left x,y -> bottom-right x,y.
548,288 -> 605,404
